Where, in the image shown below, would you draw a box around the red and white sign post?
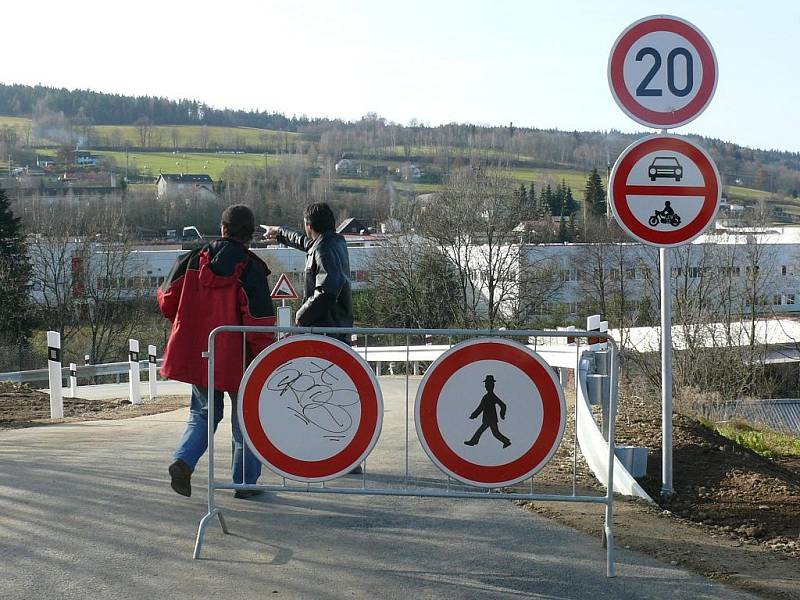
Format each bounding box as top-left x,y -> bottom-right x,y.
237,335 -> 383,482
415,338 -> 566,488
609,15 -> 719,497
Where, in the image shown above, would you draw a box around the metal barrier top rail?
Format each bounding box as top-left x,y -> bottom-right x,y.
0,360 -> 165,385
195,325 -> 619,577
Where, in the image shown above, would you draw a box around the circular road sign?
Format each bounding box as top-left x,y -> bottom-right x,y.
609,134 -> 721,247
238,335 -> 383,482
608,15 -> 717,129
415,338 -> 566,488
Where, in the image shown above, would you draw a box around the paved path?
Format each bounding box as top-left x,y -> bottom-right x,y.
1,377 -> 758,600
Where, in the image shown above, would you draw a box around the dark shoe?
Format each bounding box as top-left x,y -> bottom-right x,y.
234,489 -> 265,499
464,440 -> 478,446
169,459 -> 193,497
348,465 -> 363,475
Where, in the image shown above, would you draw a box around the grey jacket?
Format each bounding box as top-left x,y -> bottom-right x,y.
276,227 -> 354,329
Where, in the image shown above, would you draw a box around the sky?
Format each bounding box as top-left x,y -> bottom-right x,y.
2,0 -> 798,152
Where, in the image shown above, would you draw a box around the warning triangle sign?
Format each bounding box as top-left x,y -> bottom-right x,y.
270,273 -> 298,300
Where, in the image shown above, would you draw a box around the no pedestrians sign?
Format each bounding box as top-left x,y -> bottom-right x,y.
415,338 -> 566,488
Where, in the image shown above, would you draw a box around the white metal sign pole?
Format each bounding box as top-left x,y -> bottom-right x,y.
46,330 -> 64,419
660,246 -> 673,497
148,345 -> 158,401
129,339 -> 141,405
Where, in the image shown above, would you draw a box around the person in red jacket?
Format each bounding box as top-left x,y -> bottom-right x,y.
159,205 -> 276,499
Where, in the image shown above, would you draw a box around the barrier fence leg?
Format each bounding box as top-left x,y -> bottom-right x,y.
148,345 -> 158,401
128,339 -> 141,405
69,363 -> 77,398
46,331 -> 63,419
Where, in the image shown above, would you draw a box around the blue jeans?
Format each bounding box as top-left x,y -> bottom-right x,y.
173,385 -> 262,484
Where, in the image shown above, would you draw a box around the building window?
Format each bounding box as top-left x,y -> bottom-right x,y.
688,267 -> 702,278
787,294 -> 796,305
773,294 -> 783,306
782,265 -> 788,276
625,268 -> 637,280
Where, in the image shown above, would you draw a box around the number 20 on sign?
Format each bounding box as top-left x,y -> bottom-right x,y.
608,15 -> 718,129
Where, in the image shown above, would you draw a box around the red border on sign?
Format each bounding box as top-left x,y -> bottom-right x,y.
609,16 -> 717,128
270,273 -> 298,300
241,338 -> 379,478
418,341 -> 564,485
611,136 -> 719,246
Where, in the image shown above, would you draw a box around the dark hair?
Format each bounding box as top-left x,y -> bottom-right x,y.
221,204 -> 255,242
303,202 -> 336,234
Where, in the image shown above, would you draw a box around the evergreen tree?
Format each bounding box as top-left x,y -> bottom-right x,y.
542,184 -> 558,216
0,186 -> 33,345
583,167 -> 607,217
564,183 -> 578,215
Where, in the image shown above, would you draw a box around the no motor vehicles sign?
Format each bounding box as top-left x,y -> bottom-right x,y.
608,15 -> 717,129
609,134 -> 721,247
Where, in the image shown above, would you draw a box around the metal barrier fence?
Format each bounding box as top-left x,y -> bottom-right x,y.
195,325 -> 620,577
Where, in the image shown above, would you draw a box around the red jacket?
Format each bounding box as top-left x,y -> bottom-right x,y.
157,239 -> 276,392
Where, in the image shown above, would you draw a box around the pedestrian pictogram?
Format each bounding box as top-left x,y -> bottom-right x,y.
270,273 -> 298,300
464,375 -> 511,448
237,335 -> 383,482
608,15 -> 717,129
609,134 -> 720,247
415,338 -> 566,488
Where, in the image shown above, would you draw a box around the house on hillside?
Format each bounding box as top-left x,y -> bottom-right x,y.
75,150 -> 97,166
156,173 -> 216,201
337,217 -> 371,235
335,158 -> 357,176
396,163 -> 422,181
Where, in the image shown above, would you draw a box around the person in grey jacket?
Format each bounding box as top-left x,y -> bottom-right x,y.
263,202 -> 353,340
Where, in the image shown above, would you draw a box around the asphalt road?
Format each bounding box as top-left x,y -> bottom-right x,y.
1,377 -> 758,599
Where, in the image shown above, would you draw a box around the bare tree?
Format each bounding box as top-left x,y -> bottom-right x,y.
134,117 -> 154,148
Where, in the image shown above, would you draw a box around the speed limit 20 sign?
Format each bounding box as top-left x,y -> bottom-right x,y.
608,15 -> 717,129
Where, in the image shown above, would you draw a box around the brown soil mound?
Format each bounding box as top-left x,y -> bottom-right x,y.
620,390 -> 800,557
0,381 -> 187,429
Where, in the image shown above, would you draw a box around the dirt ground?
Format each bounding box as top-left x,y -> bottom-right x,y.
1,380 -> 798,598
526,384 -> 800,600
0,381 -> 186,429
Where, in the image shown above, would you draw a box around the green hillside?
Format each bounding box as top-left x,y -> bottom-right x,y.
0,114 -> 791,209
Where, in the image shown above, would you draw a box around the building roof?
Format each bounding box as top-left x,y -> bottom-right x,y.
157,173 -> 214,184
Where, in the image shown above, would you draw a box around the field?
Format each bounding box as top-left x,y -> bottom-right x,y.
0,115 -> 302,150
94,150 -> 276,180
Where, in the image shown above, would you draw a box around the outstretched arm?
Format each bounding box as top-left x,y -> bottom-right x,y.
263,225 -> 313,252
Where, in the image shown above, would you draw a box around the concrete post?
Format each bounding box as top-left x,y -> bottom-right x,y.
148,345 -> 158,401
129,339 -> 141,405
69,363 -> 77,398
46,331 -> 64,419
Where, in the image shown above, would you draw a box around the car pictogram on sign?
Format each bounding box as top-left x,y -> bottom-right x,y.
648,156 -> 683,181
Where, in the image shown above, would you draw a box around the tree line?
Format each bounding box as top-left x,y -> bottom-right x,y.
1,83 -> 800,197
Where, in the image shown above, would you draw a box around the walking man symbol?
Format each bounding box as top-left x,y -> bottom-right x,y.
464,375 -> 511,448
